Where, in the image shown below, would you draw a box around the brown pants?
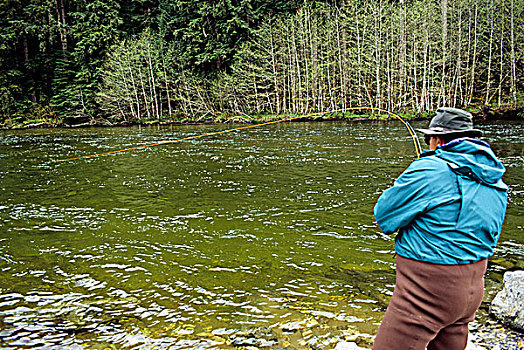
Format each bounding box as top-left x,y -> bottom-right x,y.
373,256 -> 487,350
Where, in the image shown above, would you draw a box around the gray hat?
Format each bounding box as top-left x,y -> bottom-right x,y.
416,107 -> 482,137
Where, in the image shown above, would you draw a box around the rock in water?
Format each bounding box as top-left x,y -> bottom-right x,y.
490,270 -> 524,331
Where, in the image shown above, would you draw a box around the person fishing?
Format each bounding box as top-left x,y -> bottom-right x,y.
372,107 -> 508,350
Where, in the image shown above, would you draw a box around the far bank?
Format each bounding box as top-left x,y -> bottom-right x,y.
1,106 -> 523,131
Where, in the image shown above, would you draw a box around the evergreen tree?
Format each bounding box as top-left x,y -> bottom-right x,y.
158,0 -> 300,72
51,0 -> 121,119
0,0 -> 58,119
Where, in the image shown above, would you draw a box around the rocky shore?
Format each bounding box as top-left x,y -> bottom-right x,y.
184,309 -> 522,350
334,318 -> 523,350
468,316 -> 524,350
225,271 -> 524,350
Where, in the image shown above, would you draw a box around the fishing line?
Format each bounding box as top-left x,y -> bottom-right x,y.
52,107 -> 422,163
336,107 -> 422,158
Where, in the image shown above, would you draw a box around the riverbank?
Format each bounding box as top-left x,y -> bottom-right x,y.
188,309 -> 524,349
1,106 -> 522,130
0,111 -> 411,130
130,309 -> 522,350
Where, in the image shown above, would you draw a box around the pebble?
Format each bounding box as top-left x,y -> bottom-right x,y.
468,319 -> 524,350
334,341 -> 366,350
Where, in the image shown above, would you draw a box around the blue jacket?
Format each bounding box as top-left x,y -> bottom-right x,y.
374,138 -> 508,265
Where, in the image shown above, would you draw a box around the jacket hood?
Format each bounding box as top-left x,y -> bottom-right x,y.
423,138 -> 507,189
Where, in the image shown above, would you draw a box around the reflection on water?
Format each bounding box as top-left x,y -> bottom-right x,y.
0,121 -> 522,349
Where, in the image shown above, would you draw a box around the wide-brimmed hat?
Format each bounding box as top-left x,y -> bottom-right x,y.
416,107 -> 482,137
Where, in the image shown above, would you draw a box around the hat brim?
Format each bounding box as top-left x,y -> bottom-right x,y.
416,128 -> 482,137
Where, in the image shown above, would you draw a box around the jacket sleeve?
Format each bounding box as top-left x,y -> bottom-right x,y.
373,158 -> 448,234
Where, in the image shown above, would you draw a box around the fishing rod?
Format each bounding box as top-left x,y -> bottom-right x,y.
332,107 -> 422,158
52,107 -> 422,163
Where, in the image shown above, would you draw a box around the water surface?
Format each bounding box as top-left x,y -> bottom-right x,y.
0,120 -> 522,349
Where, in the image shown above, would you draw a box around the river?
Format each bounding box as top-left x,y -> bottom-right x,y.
0,120 -> 522,349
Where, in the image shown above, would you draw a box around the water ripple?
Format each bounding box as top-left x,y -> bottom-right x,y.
0,121 -> 521,348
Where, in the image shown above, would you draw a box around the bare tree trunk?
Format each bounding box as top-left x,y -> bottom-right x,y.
23,33 -> 29,62
56,0 -> 68,51
22,33 -> 36,103
253,65 -> 260,113
452,9 -> 463,107
422,14 -> 429,112
127,66 -> 140,120
303,7 -> 311,112
336,17 -> 346,110
146,38 -> 160,119
440,0 -> 448,106
161,54 -> 172,117
117,54 -> 136,120
292,24 -> 303,113
467,1 -> 478,106
373,2 -> 382,109
400,0 -> 407,110
386,24 -> 393,111
498,0 -> 505,107
287,27 -> 295,113
137,65 -> 151,120
485,0 -> 494,105
412,31 -> 418,111
429,46 -> 437,110
510,0 -> 517,107
123,72 -> 137,120
356,14 -> 363,106
269,25 -> 281,114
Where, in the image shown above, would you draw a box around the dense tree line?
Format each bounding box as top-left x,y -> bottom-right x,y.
0,0 -> 522,125
218,0 -> 524,116
0,0 -> 300,123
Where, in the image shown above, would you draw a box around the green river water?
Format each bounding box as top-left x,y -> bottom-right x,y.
0,120 -> 522,349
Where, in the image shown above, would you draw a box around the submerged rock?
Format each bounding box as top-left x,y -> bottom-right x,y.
230,326 -> 278,348
490,270 -> 524,331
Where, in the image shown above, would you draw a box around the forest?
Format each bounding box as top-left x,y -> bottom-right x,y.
0,0 -> 523,127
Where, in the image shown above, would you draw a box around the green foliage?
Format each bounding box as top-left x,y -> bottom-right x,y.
158,0 -> 300,72
0,0 -> 58,121
0,0 -> 523,125
0,70 -> 22,118
51,0 -> 121,118
119,0 -> 160,35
